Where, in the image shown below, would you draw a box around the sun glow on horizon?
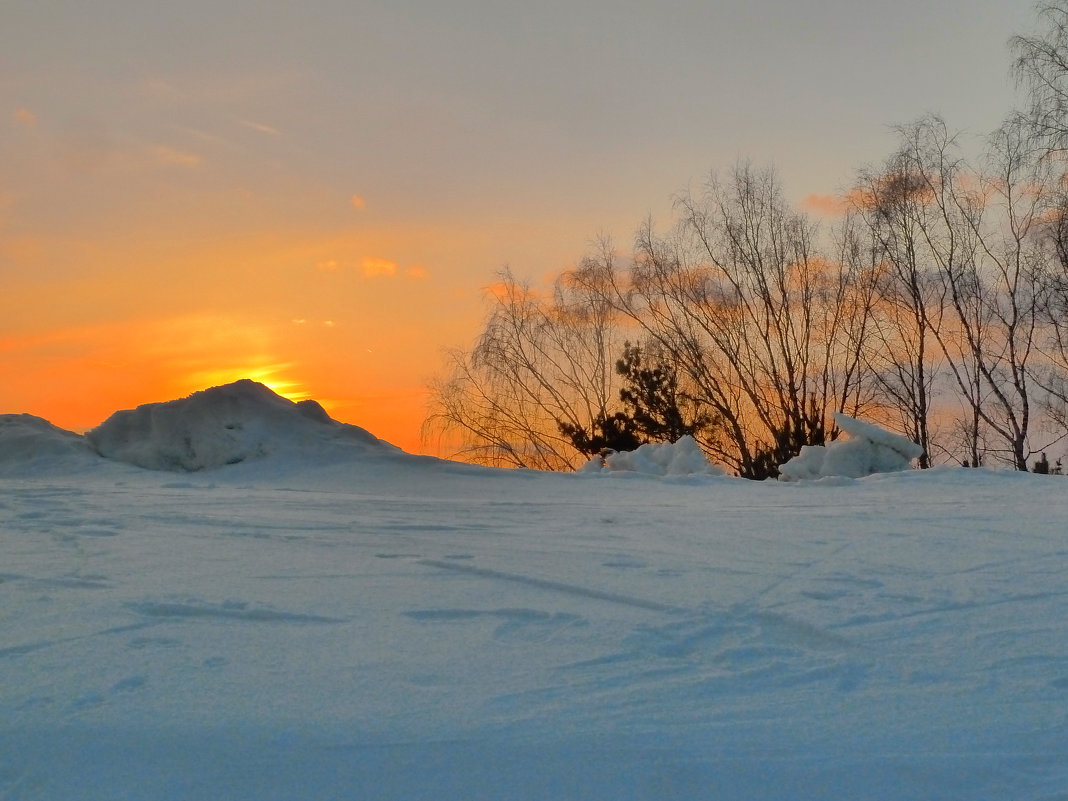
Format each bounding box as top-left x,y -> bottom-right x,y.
0,307 -> 445,453
180,365 -> 310,403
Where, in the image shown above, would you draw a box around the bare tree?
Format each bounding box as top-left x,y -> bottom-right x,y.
878,117 -> 996,467
1037,195 -> 1068,436
1012,1 -> 1068,155
570,164 -> 879,477
1013,0 -> 1068,456
423,268 -> 624,470
834,211 -> 888,419
852,143 -> 946,467
869,115 -> 1048,471
957,118 -> 1046,470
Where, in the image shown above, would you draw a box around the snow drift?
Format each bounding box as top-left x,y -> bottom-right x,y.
0,414 -> 102,476
86,380 -> 398,472
778,412 -> 924,481
580,435 -> 725,476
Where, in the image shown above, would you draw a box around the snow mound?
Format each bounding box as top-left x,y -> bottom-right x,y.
778,413 -> 923,481
86,380 -> 398,472
580,435 -> 725,477
0,414 -> 102,476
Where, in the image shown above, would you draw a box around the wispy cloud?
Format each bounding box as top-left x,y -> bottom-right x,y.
181,126 -> 229,145
240,118 -> 281,136
356,257 -> 427,280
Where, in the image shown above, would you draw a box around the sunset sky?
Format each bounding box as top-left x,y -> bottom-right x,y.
1,0 -> 1038,454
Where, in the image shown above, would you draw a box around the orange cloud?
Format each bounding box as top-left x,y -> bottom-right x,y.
484,277 -> 544,303
362,257 -> 397,277
351,194 -> 367,210
800,193 -> 848,217
13,107 -> 37,127
407,265 -> 429,280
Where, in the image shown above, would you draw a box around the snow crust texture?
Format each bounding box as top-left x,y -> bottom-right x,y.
778,412 -> 923,480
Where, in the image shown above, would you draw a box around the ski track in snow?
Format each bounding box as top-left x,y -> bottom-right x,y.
3,467 -> 1068,799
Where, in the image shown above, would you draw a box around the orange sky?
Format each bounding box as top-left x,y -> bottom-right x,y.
0,1 -> 1036,456
0,124 -> 621,454
0,208 -> 535,454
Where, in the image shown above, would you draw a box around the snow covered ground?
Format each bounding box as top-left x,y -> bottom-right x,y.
3,385 -> 1068,799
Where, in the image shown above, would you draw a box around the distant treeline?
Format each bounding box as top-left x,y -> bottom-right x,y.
424,2 -> 1068,478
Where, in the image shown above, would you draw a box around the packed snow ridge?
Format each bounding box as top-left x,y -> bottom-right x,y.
0,380 -> 400,475
579,416 -> 920,480
580,435 -> 725,477
0,414 -> 102,476
1,381 -> 921,480
778,412 -> 924,481
85,379 -> 397,471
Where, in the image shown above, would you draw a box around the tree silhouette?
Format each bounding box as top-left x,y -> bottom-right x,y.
560,343 -> 716,457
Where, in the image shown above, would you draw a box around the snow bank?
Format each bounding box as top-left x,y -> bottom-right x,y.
580,435 -> 725,476
86,380 -> 398,472
0,414 -> 102,476
778,413 -> 923,481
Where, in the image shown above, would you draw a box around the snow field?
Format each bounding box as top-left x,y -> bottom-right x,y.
3,462 -> 1068,799
0,383 -> 1063,799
